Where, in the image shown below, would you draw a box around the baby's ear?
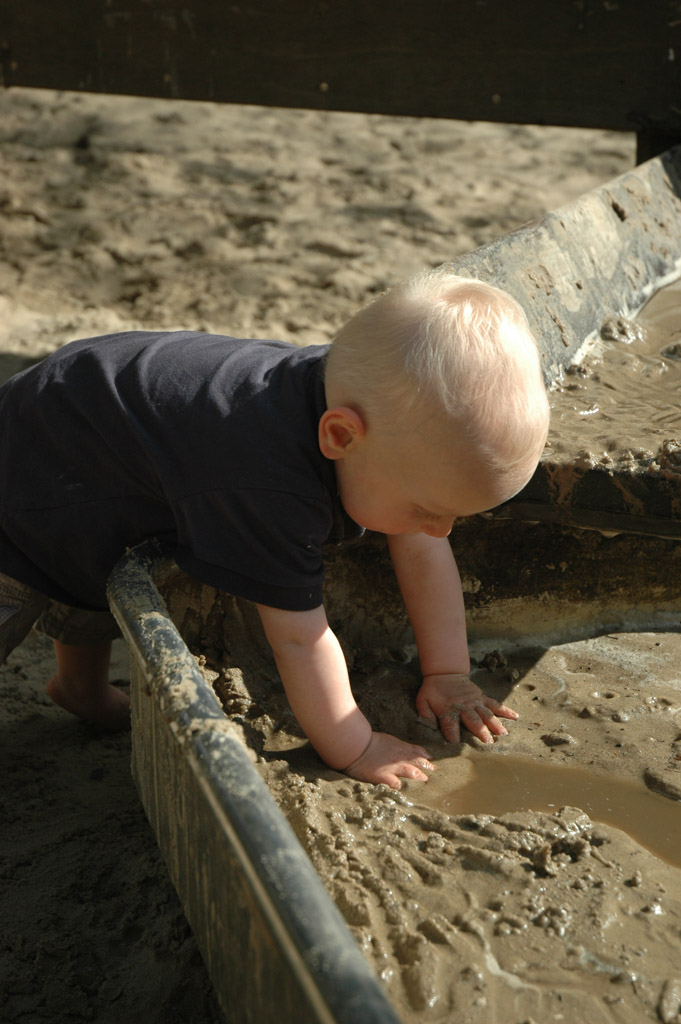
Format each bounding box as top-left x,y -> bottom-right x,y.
318,406 -> 366,459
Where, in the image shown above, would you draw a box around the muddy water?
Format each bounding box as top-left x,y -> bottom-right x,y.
548,276 -> 681,463
418,754 -> 681,868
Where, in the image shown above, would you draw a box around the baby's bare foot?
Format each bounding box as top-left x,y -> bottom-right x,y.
47,675 -> 131,731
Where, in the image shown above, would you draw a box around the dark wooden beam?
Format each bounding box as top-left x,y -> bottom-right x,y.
1,1 -> 681,138
636,131 -> 681,163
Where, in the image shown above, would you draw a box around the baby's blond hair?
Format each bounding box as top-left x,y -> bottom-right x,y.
325,268 -> 549,477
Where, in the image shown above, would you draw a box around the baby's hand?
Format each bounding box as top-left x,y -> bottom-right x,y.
343,731 -> 435,790
417,673 -> 518,745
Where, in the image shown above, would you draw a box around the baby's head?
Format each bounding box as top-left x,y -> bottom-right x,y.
320,269 -> 549,536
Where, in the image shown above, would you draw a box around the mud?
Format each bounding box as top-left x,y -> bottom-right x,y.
515,276 -> 681,537
427,755 -> 681,868
168,575 -> 681,1024
549,277 -> 681,465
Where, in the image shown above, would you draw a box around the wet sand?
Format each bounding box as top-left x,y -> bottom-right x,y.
4,86 -> 680,1024
549,277 -> 681,466
197,602 -> 681,1023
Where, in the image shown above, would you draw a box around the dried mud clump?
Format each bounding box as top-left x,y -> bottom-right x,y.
600,315 -> 646,345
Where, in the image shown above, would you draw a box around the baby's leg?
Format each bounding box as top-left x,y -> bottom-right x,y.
47,639 -> 130,731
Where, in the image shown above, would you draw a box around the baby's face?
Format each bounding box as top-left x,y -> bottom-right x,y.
335,431 -> 527,537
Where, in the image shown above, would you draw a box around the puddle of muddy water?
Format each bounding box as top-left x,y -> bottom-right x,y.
418,753 -> 681,868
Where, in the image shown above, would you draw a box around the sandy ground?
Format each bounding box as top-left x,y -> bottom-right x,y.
3,86 -> 680,1023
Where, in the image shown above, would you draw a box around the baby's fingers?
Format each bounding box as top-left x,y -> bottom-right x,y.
483,696 -> 519,722
479,705 -> 511,737
459,707 -> 493,743
345,733 -> 435,789
436,710 -> 462,744
461,705 -> 509,744
378,758 -> 435,790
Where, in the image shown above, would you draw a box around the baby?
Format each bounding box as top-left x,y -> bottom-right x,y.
0,268 -> 549,788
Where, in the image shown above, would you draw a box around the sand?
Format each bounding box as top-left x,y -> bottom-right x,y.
4,85 -> 680,1024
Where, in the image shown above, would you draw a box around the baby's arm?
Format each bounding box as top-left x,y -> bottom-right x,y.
256,603 -> 434,788
387,533 -> 518,743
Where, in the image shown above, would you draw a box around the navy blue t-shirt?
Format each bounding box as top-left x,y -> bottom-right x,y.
0,331 -> 362,611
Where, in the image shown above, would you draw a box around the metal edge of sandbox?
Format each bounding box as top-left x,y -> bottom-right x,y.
446,144 -> 681,383
106,541 -> 401,1024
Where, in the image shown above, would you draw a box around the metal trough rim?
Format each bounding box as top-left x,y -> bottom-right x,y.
107,540 -> 401,1024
